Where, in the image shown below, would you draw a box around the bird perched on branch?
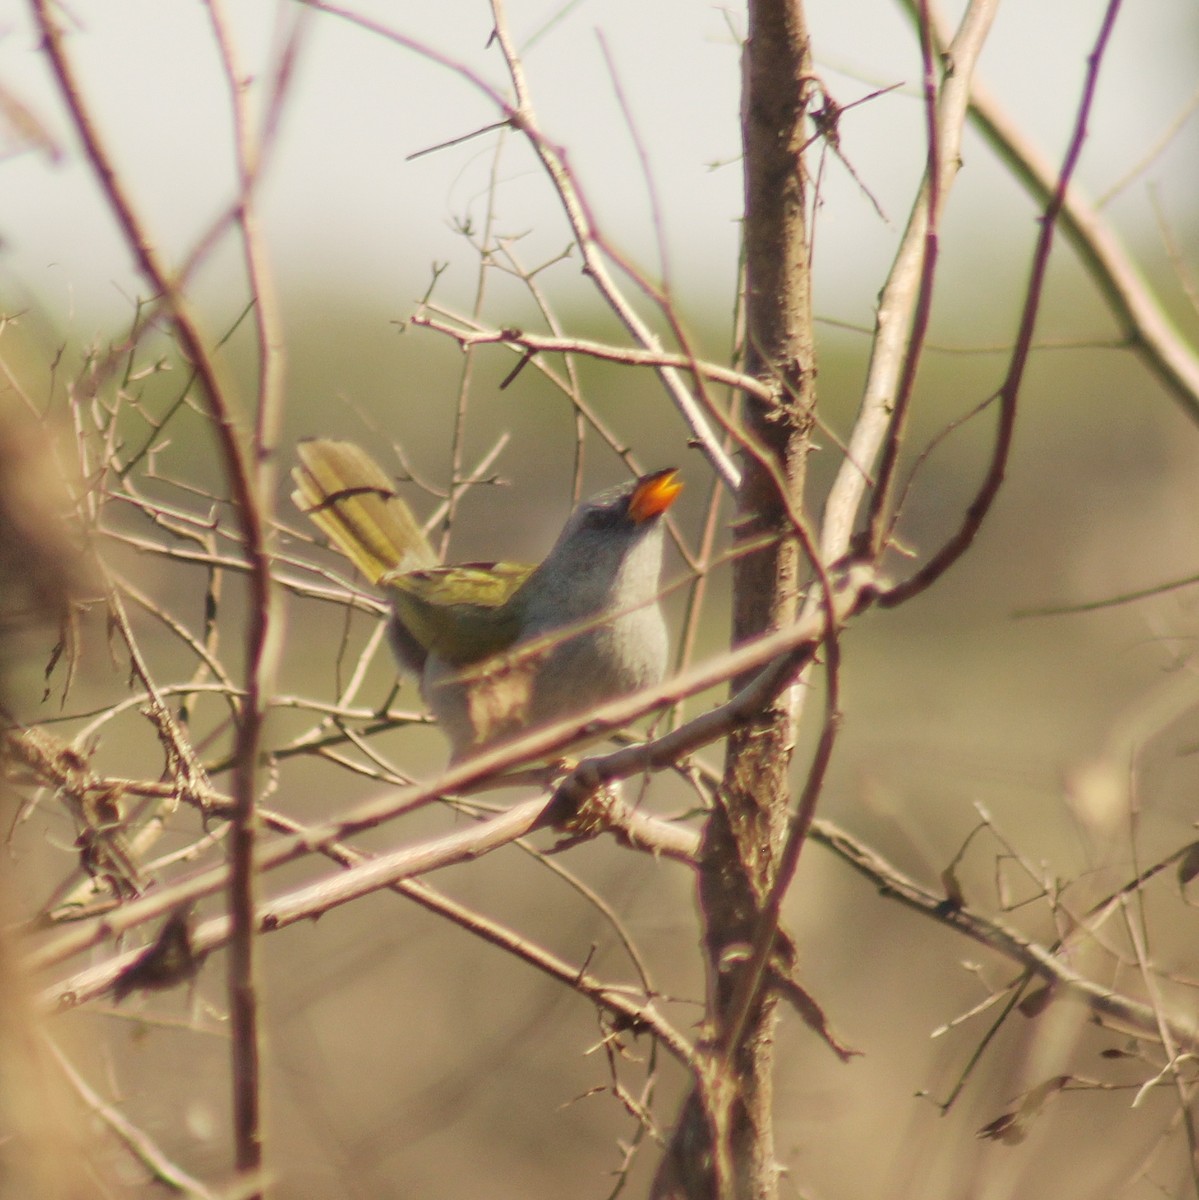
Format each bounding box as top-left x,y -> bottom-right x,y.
292,439 -> 681,760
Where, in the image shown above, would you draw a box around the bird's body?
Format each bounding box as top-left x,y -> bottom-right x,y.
292,439 -> 680,759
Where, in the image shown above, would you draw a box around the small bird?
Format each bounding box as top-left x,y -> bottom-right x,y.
292,439 -> 682,759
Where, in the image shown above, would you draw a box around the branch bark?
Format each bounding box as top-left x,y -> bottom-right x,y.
654,3 -> 817,1197
30,5 -> 277,1187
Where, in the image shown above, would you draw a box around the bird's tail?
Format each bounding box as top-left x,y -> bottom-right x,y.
291,438 -> 436,583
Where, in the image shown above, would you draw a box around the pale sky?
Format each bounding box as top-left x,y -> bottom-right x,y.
1,1 -> 1195,338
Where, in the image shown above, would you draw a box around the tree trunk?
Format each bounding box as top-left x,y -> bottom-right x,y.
653,2 -> 816,1198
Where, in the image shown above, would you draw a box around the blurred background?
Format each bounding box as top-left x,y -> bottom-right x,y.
2,1 -> 1199,1197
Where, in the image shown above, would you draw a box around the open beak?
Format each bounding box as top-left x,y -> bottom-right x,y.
629,468 -> 683,523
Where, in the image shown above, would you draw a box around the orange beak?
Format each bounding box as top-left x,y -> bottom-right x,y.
629,469 -> 682,523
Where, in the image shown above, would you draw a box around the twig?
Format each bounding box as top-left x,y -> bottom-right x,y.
30,4 -> 277,1184
294,0 -> 739,490
46,1035 -> 221,1198
42,803 -> 699,1074
204,4 -> 285,1179
408,314 -> 778,403
812,820 -> 1199,1053
437,126 -> 506,559
819,0 -> 999,565
487,0 -> 739,491
915,0 -> 1199,423
1097,84 -> 1199,208
29,564 -> 878,977
864,0 -> 944,553
1120,897 -> 1199,1196
882,0 -> 1126,607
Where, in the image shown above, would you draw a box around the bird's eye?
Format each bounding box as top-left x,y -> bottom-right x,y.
583,506 -> 618,530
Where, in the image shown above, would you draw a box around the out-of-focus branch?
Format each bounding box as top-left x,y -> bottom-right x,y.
408,313 -> 778,403
43,802 -> 699,1072
296,0 -> 741,491
203,3 -> 285,1181
819,0 -> 999,565
47,1036 -> 222,1199
205,0 -> 288,452
882,0 -> 1126,606
912,0 -> 1199,425
30,4 -> 276,1185
28,563 -> 878,977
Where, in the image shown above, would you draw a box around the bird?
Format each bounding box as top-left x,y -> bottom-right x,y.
291,439 -> 682,759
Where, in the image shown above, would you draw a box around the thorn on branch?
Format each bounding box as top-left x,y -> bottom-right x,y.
499,348 -> 534,389
405,119 -> 511,162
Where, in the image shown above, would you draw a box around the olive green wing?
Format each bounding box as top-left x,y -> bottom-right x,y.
385,562 -> 534,664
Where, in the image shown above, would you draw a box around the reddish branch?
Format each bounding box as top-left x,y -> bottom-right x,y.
297,0 -> 741,491
864,0 -> 942,552
29,563 -> 876,981
914,0 -> 1199,425
882,0 -> 1127,607
408,314 -> 779,404
31,1 -> 274,1184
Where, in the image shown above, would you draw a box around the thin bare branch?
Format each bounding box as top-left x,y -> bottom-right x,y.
30,5 -> 278,1183
916,0 -> 1199,423
820,0 -> 999,564
29,562 -> 877,978
409,313 -> 777,403
296,0 -> 741,491
882,0 -> 1126,606
46,1036 -> 222,1198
